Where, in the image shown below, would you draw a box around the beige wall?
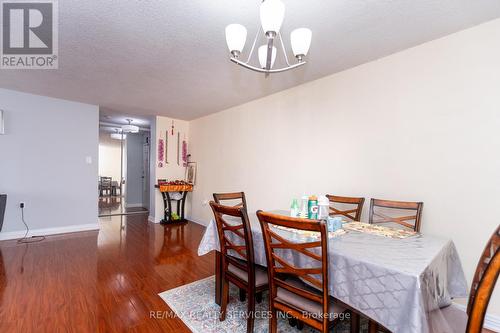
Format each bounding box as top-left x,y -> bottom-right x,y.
152,116 -> 190,222
98,131 -> 123,183
189,19 -> 500,316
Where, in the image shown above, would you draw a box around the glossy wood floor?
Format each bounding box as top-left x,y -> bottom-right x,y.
0,215 -> 495,333
0,215 -> 214,332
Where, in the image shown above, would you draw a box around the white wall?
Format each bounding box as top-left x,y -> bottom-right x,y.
189,20 -> 500,316
98,131 -> 122,182
151,116 -> 190,222
0,89 -> 99,236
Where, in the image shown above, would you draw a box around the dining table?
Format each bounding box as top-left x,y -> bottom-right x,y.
197,210 -> 469,333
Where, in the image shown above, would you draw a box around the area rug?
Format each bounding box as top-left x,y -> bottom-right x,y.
159,276 -> 371,333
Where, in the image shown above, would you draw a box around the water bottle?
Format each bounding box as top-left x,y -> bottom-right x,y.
317,195 -> 329,220
290,198 -> 299,217
299,195 -> 309,218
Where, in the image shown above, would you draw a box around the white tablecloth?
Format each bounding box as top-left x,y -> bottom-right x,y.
198,213 -> 468,333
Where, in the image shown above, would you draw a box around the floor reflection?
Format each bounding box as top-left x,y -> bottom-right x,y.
0,214 -> 214,332
98,196 -> 148,217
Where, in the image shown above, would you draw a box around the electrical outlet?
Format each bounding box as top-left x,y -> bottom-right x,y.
19,202 -> 25,209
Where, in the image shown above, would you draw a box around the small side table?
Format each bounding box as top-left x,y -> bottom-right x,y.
155,184 -> 193,224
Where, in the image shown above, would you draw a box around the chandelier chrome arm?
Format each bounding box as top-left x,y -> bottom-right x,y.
246,26 -> 261,63
230,57 -> 306,73
277,32 -> 292,67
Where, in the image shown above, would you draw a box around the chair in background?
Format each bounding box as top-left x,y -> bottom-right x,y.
99,177 -> 112,197
465,225 -> 499,332
257,211 -> 353,333
210,201 -> 268,333
369,198 -> 423,232
111,180 -> 122,196
427,225 -> 499,333
213,192 -> 247,209
326,195 -> 365,221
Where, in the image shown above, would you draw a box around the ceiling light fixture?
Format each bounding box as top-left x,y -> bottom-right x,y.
111,129 -> 126,140
225,0 -> 311,76
122,119 -> 139,133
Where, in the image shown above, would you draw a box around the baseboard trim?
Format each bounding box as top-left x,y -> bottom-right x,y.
148,215 -> 159,223
0,223 -> 100,241
126,203 -> 144,208
454,303 -> 500,332
187,217 -> 208,227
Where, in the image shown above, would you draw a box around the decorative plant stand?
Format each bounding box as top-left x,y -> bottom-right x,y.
155,184 -> 193,224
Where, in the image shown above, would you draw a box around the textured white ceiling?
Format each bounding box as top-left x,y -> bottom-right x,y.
1,0 -> 499,120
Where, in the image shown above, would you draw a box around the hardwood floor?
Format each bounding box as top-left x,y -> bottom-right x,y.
0,215 -> 214,332
0,214 -> 495,333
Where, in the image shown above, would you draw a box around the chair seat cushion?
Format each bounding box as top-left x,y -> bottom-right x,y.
227,259 -> 268,287
428,304 -> 467,333
275,277 -> 347,320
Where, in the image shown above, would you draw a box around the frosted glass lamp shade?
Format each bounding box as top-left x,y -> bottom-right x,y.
291,28 -> 312,57
260,0 -> 285,34
122,124 -> 139,133
111,133 -> 126,140
258,45 -> 277,69
225,24 -> 247,54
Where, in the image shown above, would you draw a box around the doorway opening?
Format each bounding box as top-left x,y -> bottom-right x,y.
98,115 -> 151,217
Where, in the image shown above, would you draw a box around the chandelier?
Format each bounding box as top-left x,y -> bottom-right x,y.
122,119 -> 139,133
110,129 -> 126,140
225,0 -> 312,76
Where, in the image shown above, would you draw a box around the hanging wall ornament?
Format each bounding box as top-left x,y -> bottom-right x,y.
177,132 -> 180,166
182,139 -> 188,167
165,131 -> 169,164
158,138 -> 164,168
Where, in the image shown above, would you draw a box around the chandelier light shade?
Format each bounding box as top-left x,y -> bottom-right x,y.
258,45 -> 277,69
122,119 -> 139,133
111,133 -> 126,140
225,24 -> 247,55
111,128 -> 127,140
225,0 -> 311,76
291,28 -> 312,59
260,0 -> 285,35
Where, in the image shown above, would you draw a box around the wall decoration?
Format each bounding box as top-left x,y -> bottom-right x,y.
177,132 -> 180,165
158,138 -> 164,168
185,162 -> 197,185
171,120 -> 175,136
165,131 -> 169,164
182,139 -> 188,167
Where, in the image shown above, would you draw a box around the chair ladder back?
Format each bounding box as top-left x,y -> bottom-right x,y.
466,226 -> 500,333
467,226 -> 500,315
213,192 -> 247,209
257,211 -> 330,325
326,195 -> 365,221
209,201 -> 254,276
369,198 -> 423,232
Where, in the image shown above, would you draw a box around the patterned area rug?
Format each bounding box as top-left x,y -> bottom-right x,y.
159,276 -> 372,333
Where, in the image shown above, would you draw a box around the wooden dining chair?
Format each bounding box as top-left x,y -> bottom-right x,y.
369,198 -> 423,232
466,225 -> 499,332
326,195 -> 365,221
425,225 -> 499,333
213,192 -> 247,209
257,211 -> 353,333
99,177 -> 112,197
209,201 -> 268,333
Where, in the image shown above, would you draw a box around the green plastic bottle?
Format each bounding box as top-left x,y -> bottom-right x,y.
308,195 -> 318,219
